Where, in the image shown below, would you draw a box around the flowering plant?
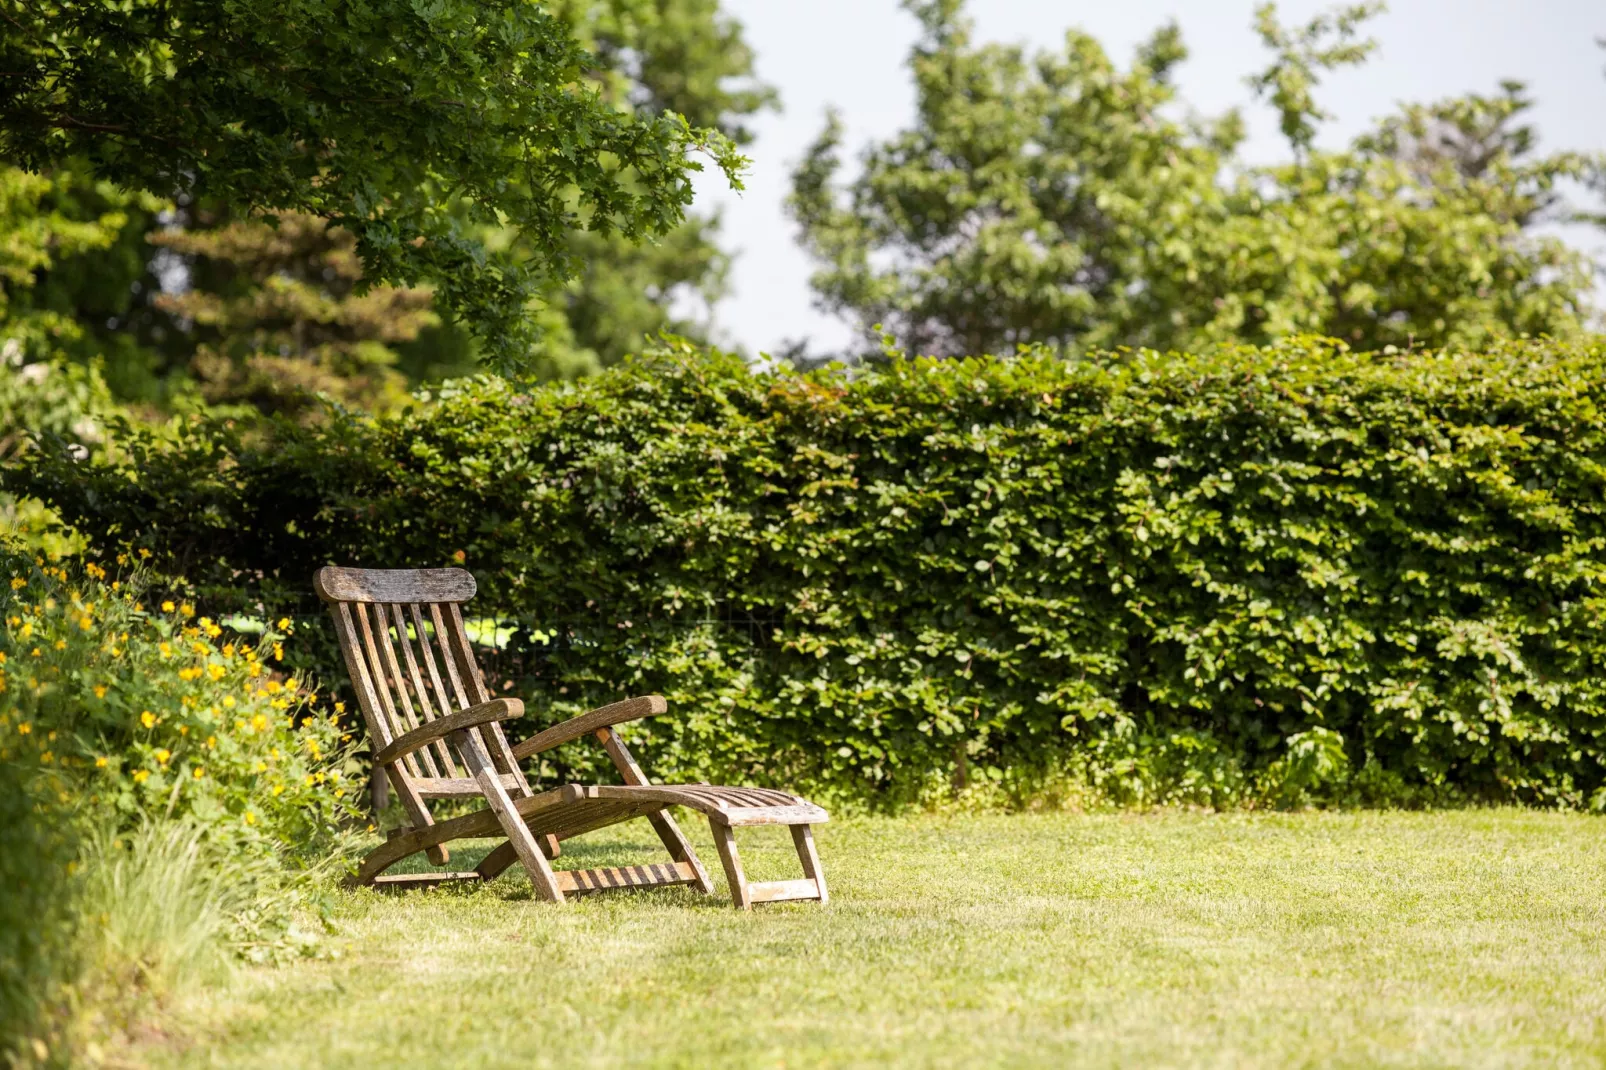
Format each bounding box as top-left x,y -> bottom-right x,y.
0,548 -> 360,857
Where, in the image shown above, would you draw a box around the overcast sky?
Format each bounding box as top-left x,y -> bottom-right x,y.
685,0 -> 1606,356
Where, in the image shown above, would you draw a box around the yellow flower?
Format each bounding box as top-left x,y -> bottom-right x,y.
117,553 -> 128,566
95,756 -> 109,768
192,767 -> 204,779
207,663 -> 225,681
243,811 -> 256,826
0,652 -> 6,665
140,710 -> 156,729
272,784 -> 285,796
20,622 -> 31,638
178,667 -> 201,682
191,641 -> 208,656
29,648 -> 40,658
205,735 -> 216,749
158,642 -> 171,657
138,548 -> 151,559
132,770 -> 149,783
222,644 -> 235,658
178,725 -> 189,736
40,751 -> 53,764
180,603 -> 194,619
16,724 -> 30,736
276,617 -> 292,632
155,749 -> 171,764
265,680 -> 283,695
251,714 -> 268,732
254,761 -> 267,772
453,549 -> 466,563
334,701 -> 345,714
54,639 -> 66,650
161,600 -> 175,613
94,684 -> 108,699
273,642 -> 284,662
8,578 -> 24,590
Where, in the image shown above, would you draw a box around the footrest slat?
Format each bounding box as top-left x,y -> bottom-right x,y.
370,871 -> 483,890
745,878 -> 822,904
556,860 -> 699,895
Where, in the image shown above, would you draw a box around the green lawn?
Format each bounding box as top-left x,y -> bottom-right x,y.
149,810 -> 1606,1069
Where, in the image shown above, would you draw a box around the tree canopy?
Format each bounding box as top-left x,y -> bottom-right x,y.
790,0 -> 1600,358
1,0 -> 747,374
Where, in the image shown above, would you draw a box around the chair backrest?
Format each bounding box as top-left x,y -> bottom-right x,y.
314,567 -> 534,813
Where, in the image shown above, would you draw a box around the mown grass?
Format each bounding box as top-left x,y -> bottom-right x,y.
142,810 -> 1605,1069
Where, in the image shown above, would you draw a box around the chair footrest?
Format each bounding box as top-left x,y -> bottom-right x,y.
719,804 -> 829,827
746,878 -> 823,903
369,871 -> 483,890
556,860 -> 700,895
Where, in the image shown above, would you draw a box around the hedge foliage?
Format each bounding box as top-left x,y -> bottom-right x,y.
14,337 -> 1606,808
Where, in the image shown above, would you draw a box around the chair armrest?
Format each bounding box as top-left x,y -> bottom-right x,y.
509,695 -> 667,761
373,698 -> 524,767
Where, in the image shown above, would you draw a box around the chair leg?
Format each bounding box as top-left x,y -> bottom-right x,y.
790,824 -> 829,905
455,729 -> 566,904
475,833 -> 558,882
646,809 -> 716,895
710,820 -> 829,910
711,821 -> 751,910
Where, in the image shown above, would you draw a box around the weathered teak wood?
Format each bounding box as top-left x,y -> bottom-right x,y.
372,698 -> 522,767
314,566 -> 476,604
509,695 -> 669,760
316,564 -> 831,909
557,861 -> 701,895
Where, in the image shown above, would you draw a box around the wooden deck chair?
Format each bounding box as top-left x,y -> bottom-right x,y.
314,566 -> 829,909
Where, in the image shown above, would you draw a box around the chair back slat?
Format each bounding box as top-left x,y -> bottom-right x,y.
331,601 -> 393,750
427,602 -> 474,710
392,602 -> 462,778
353,601 -> 423,778
443,603 -> 492,704
370,603 -> 443,778
441,601 -> 530,794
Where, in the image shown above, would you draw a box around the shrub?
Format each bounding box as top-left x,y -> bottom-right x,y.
0,547 -> 361,1059
0,553 -> 360,845
12,337 -> 1606,808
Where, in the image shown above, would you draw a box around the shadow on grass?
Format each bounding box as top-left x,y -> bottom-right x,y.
365,834 -> 737,909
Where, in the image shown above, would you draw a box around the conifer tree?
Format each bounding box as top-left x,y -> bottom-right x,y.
148,213 -> 432,418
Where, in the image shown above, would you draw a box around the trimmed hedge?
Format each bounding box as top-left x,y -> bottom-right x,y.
13,337 -> 1606,808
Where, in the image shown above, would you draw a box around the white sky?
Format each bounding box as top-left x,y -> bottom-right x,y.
686,0 -> 1606,356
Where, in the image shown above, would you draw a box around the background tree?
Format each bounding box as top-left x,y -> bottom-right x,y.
790,0 -> 1599,358
1,0 -> 746,375
517,0 -> 778,376
1,0 -> 776,395
147,213 -> 434,419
